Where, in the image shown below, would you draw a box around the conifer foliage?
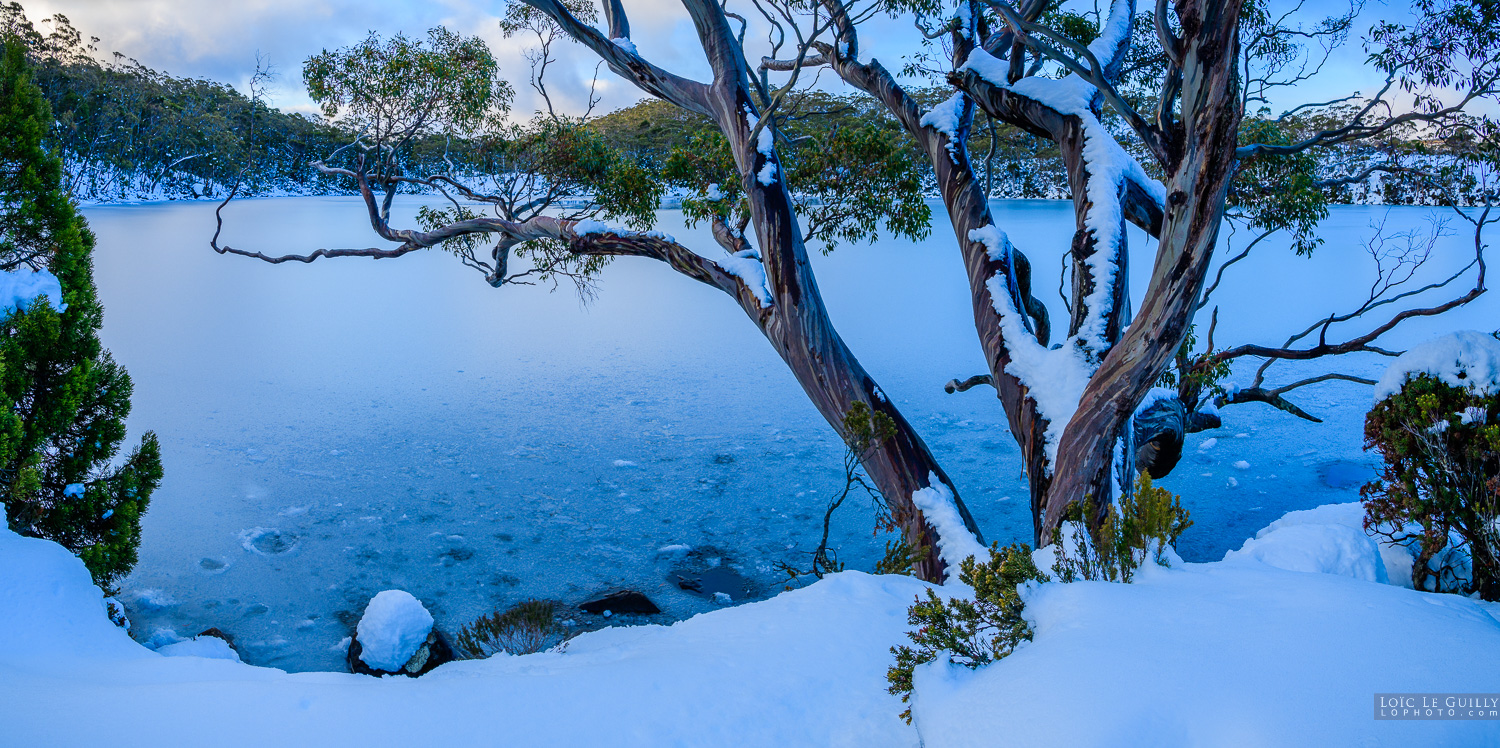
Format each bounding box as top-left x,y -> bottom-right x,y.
1364,366 -> 1500,600
0,38 -> 161,589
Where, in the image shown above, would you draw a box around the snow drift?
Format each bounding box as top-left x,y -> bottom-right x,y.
3,504 -> 1499,746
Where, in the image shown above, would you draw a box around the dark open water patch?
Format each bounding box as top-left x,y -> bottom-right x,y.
1319,460 -> 1377,490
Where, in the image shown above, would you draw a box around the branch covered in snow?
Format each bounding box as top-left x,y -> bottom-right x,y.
911,473 -> 989,584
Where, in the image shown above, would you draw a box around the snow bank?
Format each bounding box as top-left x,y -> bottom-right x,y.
0,266 -> 65,315
6,502 -> 1500,746
0,510 -> 923,746
1228,502 -> 1415,587
1224,523 -> 1389,583
355,590 -> 434,671
1374,330 -> 1500,402
911,560 -> 1500,747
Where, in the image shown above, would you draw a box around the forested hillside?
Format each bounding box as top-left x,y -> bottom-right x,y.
0,2 -> 1479,206
1,3 -> 479,202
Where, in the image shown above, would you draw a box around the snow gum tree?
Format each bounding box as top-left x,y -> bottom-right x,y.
0,37 -> 162,589
755,0 -> 1497,543
212,20 -> 980,581
216,0 -> 1496,570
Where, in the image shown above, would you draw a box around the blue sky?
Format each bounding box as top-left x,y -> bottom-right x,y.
20,0 -> 1423,119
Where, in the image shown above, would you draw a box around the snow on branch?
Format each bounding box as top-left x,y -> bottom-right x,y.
960,48 -> 1164,360
918,93 -> 969,164
713,247 -> 776,308
0,266 -> 65,315
971,225 -> 1094,473
911,473 -> 989,583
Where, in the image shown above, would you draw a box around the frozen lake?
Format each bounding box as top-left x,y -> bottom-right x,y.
87,197 -> 1495,671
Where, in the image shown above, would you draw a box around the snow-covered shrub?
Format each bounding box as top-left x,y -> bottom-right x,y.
453,599 -> 566,658
1051,473 -> 1193,583
1363,332 -> 1500,599
887,474 -> 1190,721
886,543 -> 1045,724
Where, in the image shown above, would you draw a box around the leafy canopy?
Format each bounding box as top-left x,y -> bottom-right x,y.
304,27 -> 513,145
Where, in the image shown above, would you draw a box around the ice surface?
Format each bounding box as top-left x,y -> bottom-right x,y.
355,590 -> 433,671
81,198 -> 1498,671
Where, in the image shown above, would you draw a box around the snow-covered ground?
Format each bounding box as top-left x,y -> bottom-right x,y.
4,498 -> 1498,746
80,198 -> 1498,671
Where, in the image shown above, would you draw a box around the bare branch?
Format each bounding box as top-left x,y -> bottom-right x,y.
944,374 -> 995,394
520,0 -> 716,116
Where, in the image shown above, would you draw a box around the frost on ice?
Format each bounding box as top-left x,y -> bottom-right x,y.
355,590 -> 434,672
0,265 -> 65,315
1373,329 -> 1500,402
910,473 -> 987,583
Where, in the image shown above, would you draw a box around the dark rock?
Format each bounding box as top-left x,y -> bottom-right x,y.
347,628 -> 455,678
1134,397 -> 1188,478
675,574 -> 702,592
578,590 -> 660,615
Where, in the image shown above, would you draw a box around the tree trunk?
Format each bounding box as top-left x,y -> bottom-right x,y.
706,81 -> 980,582
1040,0 -> 1244,539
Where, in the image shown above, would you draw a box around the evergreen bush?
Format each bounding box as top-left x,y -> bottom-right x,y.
886,544 -> 1045,723
887,474 -> 1191,721
0,38 -> 161,590
1052,472 -> 1193,583
1363,370 -> 1500,599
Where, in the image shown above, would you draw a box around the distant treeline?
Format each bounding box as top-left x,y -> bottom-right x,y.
1,4 -> 482,202
0,3 -> 1466,206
